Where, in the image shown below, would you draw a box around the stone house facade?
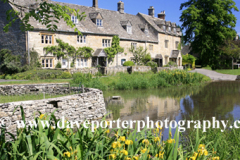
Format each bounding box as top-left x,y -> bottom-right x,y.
0,0 -> 182,69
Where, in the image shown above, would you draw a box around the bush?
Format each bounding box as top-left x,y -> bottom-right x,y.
164,61 -> 178,67
55,62 -> 62,68
123,61 -> 135,66
146,61 -> 157,68
142,53 -> 152,64
4,74 -> 12,80
0,49 -> 23,74
12,69 -> 64,80
59,71 -> 72,79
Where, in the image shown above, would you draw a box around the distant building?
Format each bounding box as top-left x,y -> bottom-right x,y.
0,0 -> 182,68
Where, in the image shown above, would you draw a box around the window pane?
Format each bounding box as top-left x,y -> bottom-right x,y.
42,59 -> 45,67
45,35 -> 48,44
84,59 -> 87,67
41,35 -> 44,44
83,35 -> 86,43
50,59 -> 52,67
81,58 -> 83,66
49,36 -> 52,44
77,36 -> 79,43
46,59 -> 49,67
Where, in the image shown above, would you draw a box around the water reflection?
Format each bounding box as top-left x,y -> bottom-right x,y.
104,81 -> 240,138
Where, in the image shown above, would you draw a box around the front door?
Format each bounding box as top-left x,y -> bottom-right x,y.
99,57 -> 106,67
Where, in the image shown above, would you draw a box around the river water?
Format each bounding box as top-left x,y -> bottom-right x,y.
104,81 -> 240,138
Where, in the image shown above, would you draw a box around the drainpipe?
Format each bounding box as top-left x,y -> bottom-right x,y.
27,31 -> 30,65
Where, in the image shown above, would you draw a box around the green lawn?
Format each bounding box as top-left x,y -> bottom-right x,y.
0,79 -> 72,85
202,65 -> 240,75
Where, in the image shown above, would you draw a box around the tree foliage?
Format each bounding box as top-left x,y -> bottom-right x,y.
129,46 -> 149,65
0,49 -> 22,74
221,40 -> 240,59
44,39 -> 94,62
180,0 -> 239,70
104,36 -> 124,60
1,0 -> 86,33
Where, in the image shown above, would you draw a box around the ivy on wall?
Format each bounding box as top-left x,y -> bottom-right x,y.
104,35 -> 124,60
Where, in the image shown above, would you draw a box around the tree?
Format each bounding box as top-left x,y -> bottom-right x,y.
1,0 -> 86,33
129,46 -> 149,65
104,36 -> 124,61
180,0 -> 239,70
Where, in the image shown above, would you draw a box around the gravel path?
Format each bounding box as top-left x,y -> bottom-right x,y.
190,69 -> 237,81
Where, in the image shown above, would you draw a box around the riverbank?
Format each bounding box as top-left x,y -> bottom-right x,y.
71,70 -> 211,91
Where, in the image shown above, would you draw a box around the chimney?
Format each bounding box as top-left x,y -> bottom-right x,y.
148,6 -> 154,17
158,11 -> 166,20
93,0 -> 98,8
118,1 -> 124,14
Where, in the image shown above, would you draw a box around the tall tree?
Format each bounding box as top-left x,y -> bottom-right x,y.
1,0 -> 86,33
180,0 -> 239,70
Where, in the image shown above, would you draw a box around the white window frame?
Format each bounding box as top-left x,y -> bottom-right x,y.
165,40 -> 169,48
96,19 -> 103,27
42,57 -> 54,68
41,34 -> 53,44
131,43 -> 137,50
127,25 -> 132,34
62,59 -> 68,68
71,16 -> 78,24
102,39 -> 111,47
163,25 -> 166,32
121,59 -> 126,66
168,26 -> 171,32
173,28 -> 176,33
77,35 -> 86,43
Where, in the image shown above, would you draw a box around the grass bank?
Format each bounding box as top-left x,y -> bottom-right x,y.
71,70 -> 211,91
203,65 -> 240,75
0,79 -> 72,85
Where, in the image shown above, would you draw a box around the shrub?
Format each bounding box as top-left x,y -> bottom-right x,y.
142,53 -> 152,64
55,62 -> 62,68
59,71 -> 72,79
123,61 -> 135,66
0,49 -> 23,74
4,74 -> 12,80
146,61 -> 157,68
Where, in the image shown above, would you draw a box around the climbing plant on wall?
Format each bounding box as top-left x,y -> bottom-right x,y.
44,39 -> 94,67
104,35 -> 124,60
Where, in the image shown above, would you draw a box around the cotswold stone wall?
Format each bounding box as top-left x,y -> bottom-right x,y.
156,66 -> 183,72
69,68 -> 99,75
131,66 -> 151,73
0,83 -> 70,96
0,88 -> 106,135
103,67 -> 128,75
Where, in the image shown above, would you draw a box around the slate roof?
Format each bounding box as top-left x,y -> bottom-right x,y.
11,0 -> 181,42
171,50 -> 179,58
93,49 -> 107,57
181,44 -> 192,55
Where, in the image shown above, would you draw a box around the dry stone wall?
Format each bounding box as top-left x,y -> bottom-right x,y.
0,83 -> 70,96
0,88 -> 106,136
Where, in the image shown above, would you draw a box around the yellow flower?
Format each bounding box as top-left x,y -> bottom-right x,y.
39,114 -> 45,119
198,144 -> 205,149
125,158 -> 131,160
69,146 -> 72,150
105,129 -> 110,134
167,139 -> 175,144
189,157 -> 196,160
155,154 -> 158,157
125,140 -> 133,145
198,148 -> 208,156
212,157 -> 220,160
159,151 -> 164,158
63,151 -> 71,157
112,142 -> 118,148
141,148 -> 148,154
142,139 -> 149,145
154,137 -> 160,142
120,136 -> 126,141
133,156 -> 139,160
109,154 -> 116,159
120,149 -> 128,156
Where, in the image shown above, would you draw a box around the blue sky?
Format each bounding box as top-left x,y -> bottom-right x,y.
55,0 -> 240,36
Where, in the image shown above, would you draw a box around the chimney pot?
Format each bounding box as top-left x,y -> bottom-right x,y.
93,0 -> 98,8
158,10 -> 166,20
118,1 -> 124,14
148,6 -> 155,17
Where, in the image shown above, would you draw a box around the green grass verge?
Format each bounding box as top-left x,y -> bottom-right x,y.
0,79 -> 72,85
202,65 -> 240,75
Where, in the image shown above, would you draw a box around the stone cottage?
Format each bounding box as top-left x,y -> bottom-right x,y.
0,0 -> 182,69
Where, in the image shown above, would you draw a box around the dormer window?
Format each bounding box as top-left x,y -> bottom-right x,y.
96,19 -> 103,27
163,26 -> 166,32
127,25 -> 132,34
121,21 -> 132,34
173,28 -> 176,33
90,12 -> 104,27
71,16 -> 78,24
139,24 -> 149,36
168,27 -> 171,32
